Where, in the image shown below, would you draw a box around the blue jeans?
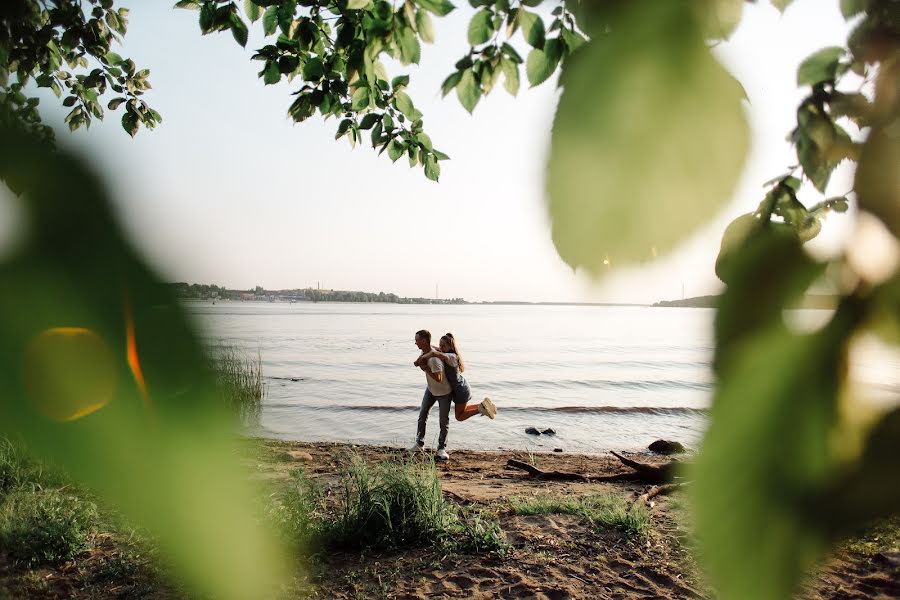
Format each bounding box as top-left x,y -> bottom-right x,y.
416,389 -> 452,450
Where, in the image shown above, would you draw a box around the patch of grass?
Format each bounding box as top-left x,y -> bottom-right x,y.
273,455 -> 508,556
0,488 -> 98,566
323,455 -> 453,550
841,515 -> 900,557
211,345 -> 266,424
268,469 -> 328,552
510,493 -> 650,537
447,509 -> 509,556
0,437 -> 66,498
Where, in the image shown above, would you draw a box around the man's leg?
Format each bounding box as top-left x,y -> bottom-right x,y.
416,389 -> 436,447
437,394 -> 452,450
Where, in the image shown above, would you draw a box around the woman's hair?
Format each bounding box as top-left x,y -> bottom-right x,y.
441,333 -> 464,373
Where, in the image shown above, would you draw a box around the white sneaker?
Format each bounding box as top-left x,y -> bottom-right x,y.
478,397 -> 497,420
435,448 -> 450,461
408,442 -> 424,453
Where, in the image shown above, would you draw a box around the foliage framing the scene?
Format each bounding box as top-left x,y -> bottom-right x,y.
2,1 -> 899,599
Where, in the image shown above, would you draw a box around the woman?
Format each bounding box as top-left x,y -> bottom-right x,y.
416,333 -> 497,421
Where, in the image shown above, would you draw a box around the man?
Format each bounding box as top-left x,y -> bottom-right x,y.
410,329 -> 453,460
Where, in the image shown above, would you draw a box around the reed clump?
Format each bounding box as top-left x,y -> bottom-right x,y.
211,345 -> 266,424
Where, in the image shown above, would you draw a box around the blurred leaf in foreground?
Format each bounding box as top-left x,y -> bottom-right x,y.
694,255 -> 847,600
0,128 -> 288,599
547,0 -> 749,275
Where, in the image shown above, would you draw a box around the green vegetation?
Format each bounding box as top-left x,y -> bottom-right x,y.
0,488 -> 97,567
268,453 -> 507,556
511,493 -> 650,537
0,438 -> 70,499
212,345 -> 265,425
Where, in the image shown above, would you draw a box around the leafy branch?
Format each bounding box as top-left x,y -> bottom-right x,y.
0,0 -> 159,140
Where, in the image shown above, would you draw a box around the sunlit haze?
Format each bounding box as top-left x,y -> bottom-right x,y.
2,0 -> 856,303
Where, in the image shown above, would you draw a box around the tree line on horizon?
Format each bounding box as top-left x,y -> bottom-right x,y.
167,282 -> 467,304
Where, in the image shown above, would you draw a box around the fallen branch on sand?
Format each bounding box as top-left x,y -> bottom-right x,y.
506,451 -> 681,485
633,482 -> 691,508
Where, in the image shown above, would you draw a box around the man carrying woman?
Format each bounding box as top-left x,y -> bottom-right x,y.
410,329 -> 497,460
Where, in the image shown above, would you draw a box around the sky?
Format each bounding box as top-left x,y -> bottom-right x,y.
0,0 -> 859,303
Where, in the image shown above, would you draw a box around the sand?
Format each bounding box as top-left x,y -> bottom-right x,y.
1,439 -> 897,599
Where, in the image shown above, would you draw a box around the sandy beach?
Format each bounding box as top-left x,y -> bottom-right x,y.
1,439 -> 897,599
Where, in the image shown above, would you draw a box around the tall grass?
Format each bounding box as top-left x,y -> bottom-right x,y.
511,493 -> 650,537
211,345 -> 266,424
273,454 -> 505,554
0,437 -> 66,498
325,454 -> 454,549
0,488 -> 98,566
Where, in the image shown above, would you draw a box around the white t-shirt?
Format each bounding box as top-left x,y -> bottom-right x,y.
424,356 -> 451,396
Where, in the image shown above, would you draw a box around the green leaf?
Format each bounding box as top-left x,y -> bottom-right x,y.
174,0 -> 201,9
302,57 -> 325,81
0,129 -> 290,600
525,47 -> 557,87
840,0 -> 866,18
416,132 -> 433,151
387,139 -> 404,162
393,91 -> 422,120
391,75 -> 410,90
199,3 -> 216,33
501,57 -> 519,96
397,26 -> 422,65
416,0 -> 455,17
347,0 -> 371,9
441,71 -> 462,97
262,7 -> 278,36
424,153 -> 440,181
456,69 -> 481,113
229,13 -> 249,47
432,149 -> 450,160
244,0 -> 261,22
501,42 -> 523,63
560,28 -> 586,52
546,1 -> 748,275
107,97 -> 126,110
104,51 -> 124,66
695,315 -> 841,600
855,124 -> 900,238
351,86 -> 370,111
770,0 -> 795,12
468,9 -> 495,46
359,113 -> 381,130
121,111 -> 139,137
518,10 -> 545,48
262,61 -> 280,84
416,10 -> 435,43
797,47 -> 845,87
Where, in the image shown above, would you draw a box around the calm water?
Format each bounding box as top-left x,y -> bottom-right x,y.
187,302 -> 898,454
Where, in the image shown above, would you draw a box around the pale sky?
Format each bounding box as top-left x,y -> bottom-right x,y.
1,0 -> 858,303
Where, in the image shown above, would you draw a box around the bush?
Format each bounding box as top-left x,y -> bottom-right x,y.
0,488 -> 98,566
211,345 -> 265,424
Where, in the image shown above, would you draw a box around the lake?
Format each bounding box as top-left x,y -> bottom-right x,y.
187,302 -> 898,454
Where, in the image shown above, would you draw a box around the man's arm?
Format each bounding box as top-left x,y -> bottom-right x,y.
425,358 -> 443,383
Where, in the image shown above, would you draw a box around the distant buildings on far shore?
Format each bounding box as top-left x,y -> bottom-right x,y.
166,282 -> 467,305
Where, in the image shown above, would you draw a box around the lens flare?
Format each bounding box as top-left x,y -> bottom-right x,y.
23,327 -> 116,421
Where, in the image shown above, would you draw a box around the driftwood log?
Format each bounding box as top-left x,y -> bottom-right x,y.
506,451 -> 680,485
633,482 -> 690,508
